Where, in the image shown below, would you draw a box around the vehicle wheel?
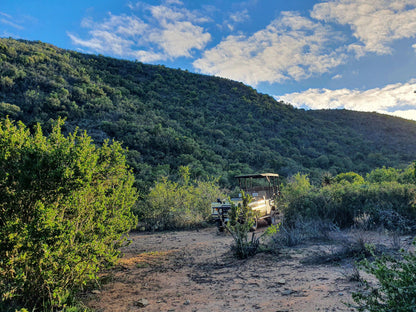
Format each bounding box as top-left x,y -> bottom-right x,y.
266,217 -> 272,226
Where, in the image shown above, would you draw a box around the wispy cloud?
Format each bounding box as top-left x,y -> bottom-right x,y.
0,12 -> 12,18
68,1 -> 211,62
276,79 -> 416,120
229,9 -> 249,23
311,0 -> 416,55
0,11 -> 24,30
193,11 -> 347,86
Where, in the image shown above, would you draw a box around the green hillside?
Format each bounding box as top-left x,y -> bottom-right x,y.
1,38 -> 415,190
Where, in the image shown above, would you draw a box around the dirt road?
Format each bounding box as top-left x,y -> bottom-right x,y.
86,226 -> 360,312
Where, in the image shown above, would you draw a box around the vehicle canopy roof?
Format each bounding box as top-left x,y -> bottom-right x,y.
234,173 -> 279,179
234,173 -> 279,198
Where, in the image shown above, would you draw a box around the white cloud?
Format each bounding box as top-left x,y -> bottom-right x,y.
68,0 -> 416,88
164,0 -> 183,5
311,0 -> 416,55
0,18 -> 24,30
390,109 -> 416,120
229,9 -> 249,23
69,2 -> 210,62
413,43 -> 416,51
0,12 -> 11,18
224,9 -> 250,31
276,79 -> 416,120
149,21 -> 210,58
0,11 -> 25,30
193,11 -> 347,86
69,29 -> 134,55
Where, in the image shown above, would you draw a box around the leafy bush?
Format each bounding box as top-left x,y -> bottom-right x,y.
137,166 -> 223,229
280,173 -> 312,202
352,240 -> 416,311
334,172 -> 364,184
0,117 -> 137,310
226,191 -> 278,259
398,164 -> 416,184
0,102 -> 21,118
281,170 -> 416,229
226,191 -> 258,258
278,173 -> 312,224
366,166 -> 400,183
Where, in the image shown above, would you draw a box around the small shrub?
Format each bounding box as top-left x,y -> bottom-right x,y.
353,212 -> 372,230
226,191 -> 277,259
372,209 -> 415,233
271,218 -> 337,250
343,264 -> 362,283
301,229 -> 380,265
340,230 -> 374,259
274,224 -> 305,248
351,240 -> 416,312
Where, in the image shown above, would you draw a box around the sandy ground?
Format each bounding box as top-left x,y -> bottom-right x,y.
85,225 -> 412,312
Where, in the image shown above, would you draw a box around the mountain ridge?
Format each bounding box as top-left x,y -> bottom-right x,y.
0,38 -> 415,189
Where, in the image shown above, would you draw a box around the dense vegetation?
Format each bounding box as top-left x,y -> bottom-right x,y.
1,37 -> 416,311
276,166 -> 416,312
137,166 -> 223,230
1,38 -> 416,192
0,118 -> 137,310
280,166 -> 416,231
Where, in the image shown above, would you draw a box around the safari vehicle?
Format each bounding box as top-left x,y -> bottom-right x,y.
212,173 -> 280,231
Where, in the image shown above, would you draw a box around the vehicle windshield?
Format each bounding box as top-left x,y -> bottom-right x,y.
235,174 -> 279,200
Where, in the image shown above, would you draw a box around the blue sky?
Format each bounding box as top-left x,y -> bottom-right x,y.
1,0 -> 416,119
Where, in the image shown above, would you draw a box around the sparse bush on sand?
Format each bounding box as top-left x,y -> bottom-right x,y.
226,191 -> 277,259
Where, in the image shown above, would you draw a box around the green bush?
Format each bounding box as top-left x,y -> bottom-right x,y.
226,191 -> 257,258
334,172 -> 364,184
137,166 -> 223,229
352,240 -> 416,311
226,191 -> 278,259
366,166 -> 400,183
282,171 -> 416,229
398,165 -> 416,184
0,117 -> 137,310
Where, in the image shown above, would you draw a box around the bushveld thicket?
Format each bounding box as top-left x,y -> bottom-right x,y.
2,38 -> 416,192
280,167 -> 416,231
0,118 -> 137,310
136,166 -> 223,229
278,167 -> 416,312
